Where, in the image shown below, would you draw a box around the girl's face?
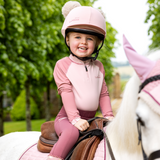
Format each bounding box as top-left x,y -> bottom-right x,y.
66,32 -> 100,58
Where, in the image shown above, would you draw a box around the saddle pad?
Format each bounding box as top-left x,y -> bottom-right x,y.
19,142 -> 105,160
93,126 -> 107,160
93,138 -> 105,160
19,143 -> 48,160
19,129 -> 106,160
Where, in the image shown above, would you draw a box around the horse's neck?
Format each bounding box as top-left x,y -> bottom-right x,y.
106,74 -> 142,157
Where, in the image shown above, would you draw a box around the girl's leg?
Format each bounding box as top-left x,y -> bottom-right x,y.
49,118 -> 79,159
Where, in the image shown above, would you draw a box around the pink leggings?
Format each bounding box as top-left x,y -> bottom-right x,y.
49,118 -> 79,159
49,109 -> 96,159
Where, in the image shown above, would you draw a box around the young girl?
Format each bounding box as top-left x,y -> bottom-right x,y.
47,1 -> 114,160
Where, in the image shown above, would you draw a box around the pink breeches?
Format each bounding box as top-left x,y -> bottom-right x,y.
49,118 -> 79,159
49,109 -> 96,159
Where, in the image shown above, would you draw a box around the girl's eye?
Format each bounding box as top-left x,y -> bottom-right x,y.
87,38 -> 93,41
75,36 -> 81,39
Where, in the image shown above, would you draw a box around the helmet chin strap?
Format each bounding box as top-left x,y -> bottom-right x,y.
70,51 -> 98,61
65,37 -> 104,61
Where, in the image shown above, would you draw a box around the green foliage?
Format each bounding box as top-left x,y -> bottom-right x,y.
0,0 -> 69,101
145,0 -> 160,49
11,90 -> 40,121
0,0 -> 27,97
77,0 -> 97,6
0,0 -> 5,30
0,0 -> 68,94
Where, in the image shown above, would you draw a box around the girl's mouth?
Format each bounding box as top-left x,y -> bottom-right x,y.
78,47 -> 87,51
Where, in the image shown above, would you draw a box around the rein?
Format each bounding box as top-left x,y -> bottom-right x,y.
137,74 -> 160,160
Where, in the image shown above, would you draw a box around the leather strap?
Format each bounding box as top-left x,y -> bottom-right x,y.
148,150 -> 160,160
65,129 -> 104,160
93,117 -> 116,160
87,137 -> 101,160
88,117 -> 116,160
102,129 -> 115,160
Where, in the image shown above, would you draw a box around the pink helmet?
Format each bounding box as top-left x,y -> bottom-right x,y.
61,3 -> 106,40
61,1 -> 106,61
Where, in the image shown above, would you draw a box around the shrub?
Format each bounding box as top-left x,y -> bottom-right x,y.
11,90 -> 40,121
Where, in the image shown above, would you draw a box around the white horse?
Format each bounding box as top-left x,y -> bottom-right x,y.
0,35 -> 160,160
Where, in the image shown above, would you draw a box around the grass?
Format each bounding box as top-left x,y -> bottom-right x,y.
4,117 -> 55,135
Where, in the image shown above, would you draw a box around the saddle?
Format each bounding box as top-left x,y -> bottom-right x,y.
37,120 -> 58,153
37,117 -> 115,160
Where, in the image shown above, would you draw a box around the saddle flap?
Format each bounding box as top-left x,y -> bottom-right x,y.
41,121 -> 58,140
70,136 -> 97,160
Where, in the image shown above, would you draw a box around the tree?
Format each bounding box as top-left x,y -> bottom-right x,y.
145,0 -> 160,49
0,0 -> 5,137
0,0 -> 27,136
1,0 -> 66,131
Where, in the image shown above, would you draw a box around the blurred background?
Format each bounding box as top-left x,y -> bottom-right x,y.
0,0 -> 158,136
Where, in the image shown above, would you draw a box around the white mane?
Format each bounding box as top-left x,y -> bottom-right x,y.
106,49 -> 160,155
107,73 -> 141,154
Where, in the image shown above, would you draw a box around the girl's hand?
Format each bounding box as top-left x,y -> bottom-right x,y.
107,116 -> 114,121
74,119 -> 89,131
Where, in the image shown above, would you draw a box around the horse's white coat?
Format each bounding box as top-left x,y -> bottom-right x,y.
0,131 -> 41,160
0,50 -> 160,160
136,99 -> 160,159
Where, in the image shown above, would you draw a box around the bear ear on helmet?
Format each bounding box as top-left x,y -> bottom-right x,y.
61,1 -> 107,61
62,1 -> 81,19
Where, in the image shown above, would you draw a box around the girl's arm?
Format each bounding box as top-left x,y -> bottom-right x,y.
54,58 -> 81,124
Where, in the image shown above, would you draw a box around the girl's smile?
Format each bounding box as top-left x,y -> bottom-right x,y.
66,32 -> 99,58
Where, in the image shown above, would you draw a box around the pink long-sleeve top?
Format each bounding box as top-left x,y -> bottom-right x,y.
53,55 -> 113,125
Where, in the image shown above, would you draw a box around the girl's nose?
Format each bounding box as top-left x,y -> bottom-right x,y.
81,37 -> 87,44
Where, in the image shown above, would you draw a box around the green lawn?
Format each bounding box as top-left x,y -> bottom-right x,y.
4,118 -> 55,135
